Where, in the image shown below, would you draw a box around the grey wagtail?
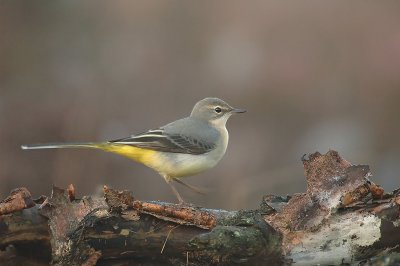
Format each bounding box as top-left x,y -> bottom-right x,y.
21,97 -> 246,203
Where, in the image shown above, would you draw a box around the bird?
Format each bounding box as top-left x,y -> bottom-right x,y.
21,97 -> 246,203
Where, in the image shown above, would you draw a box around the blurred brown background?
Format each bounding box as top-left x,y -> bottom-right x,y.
1,1 -> 400,209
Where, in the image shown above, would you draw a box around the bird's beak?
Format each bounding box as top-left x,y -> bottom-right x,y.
231,108 -> 246,114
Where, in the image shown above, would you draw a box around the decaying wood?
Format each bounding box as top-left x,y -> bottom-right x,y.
1,150 -> 400,265
0,187 -> 35,215
265,151 -> 400,265
103,186 -> 217,229
37,186 -> 279,265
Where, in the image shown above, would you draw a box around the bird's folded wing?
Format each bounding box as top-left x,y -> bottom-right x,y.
109,129 -> 216,155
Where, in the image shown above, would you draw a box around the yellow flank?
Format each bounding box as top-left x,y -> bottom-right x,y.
85,142 -> 218,178
94,143 -> 157,168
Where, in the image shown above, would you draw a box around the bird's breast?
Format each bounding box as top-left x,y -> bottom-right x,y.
151,127 -> 229,178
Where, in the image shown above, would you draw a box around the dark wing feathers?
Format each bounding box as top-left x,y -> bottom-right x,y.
169,135 -> 215,152
109,129 -> 216,155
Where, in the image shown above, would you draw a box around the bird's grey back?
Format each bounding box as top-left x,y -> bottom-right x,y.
110,117 -> 222,155
162,117 -> 221,145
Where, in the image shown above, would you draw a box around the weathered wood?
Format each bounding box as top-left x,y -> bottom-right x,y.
1,150 -> 400,265
0,205 -> 51,265
0,187 -> 35,215
38,186 -> 281,265
265,150 -> 400,265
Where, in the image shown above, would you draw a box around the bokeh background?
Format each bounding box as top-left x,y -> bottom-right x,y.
1,1 -> 400,209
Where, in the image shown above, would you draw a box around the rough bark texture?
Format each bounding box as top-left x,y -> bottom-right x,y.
1,150 -> 400,265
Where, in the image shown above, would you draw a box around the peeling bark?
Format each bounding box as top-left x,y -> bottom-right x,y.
265,150 -> 400,265
1,150 -> 400,265
0,187 -> 35,215
39,186 -> 280,265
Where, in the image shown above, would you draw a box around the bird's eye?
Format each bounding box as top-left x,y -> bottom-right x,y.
214,107 -> 222,113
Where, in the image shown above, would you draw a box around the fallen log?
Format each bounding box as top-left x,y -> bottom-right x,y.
0,150 -> 399,265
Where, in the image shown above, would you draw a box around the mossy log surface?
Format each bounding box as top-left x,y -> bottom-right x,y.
1,150 -> 400,265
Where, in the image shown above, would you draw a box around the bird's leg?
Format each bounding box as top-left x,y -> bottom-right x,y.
164,175 -> 185,204
168,182 -> 185,204
173,178 -> 206,195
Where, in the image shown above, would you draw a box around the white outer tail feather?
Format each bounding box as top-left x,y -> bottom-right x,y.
21,142 -> 95,150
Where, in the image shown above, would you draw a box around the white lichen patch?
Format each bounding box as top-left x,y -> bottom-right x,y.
332,175 -> 342,182
54,239 -> 73,258
94,209 -> 110,218
316,191 -> 331,203
120,229 -> 130,236
316,190 -> 342,210
288,213 -> 381,265
394,221 -> 400,228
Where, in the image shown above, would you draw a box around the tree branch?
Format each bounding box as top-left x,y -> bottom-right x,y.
1,150 -> 400,265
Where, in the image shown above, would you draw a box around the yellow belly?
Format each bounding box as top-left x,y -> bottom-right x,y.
96,143 -> 222,178
97,144 -> 158,168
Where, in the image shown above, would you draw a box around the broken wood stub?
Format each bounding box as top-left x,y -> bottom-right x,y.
39,186 -> 108,265
264,150 -> 400,265
269,150 -> 372,232
303,150 -> 371,209
0,187 -> 35,215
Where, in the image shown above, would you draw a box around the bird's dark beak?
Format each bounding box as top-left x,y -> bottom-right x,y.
231,108 -> 246,114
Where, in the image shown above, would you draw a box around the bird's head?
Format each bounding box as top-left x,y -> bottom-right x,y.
190,97 -> 246,126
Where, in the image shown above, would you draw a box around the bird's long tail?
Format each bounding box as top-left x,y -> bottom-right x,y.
21,142 -> 100,150
21,142 -> 157,168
